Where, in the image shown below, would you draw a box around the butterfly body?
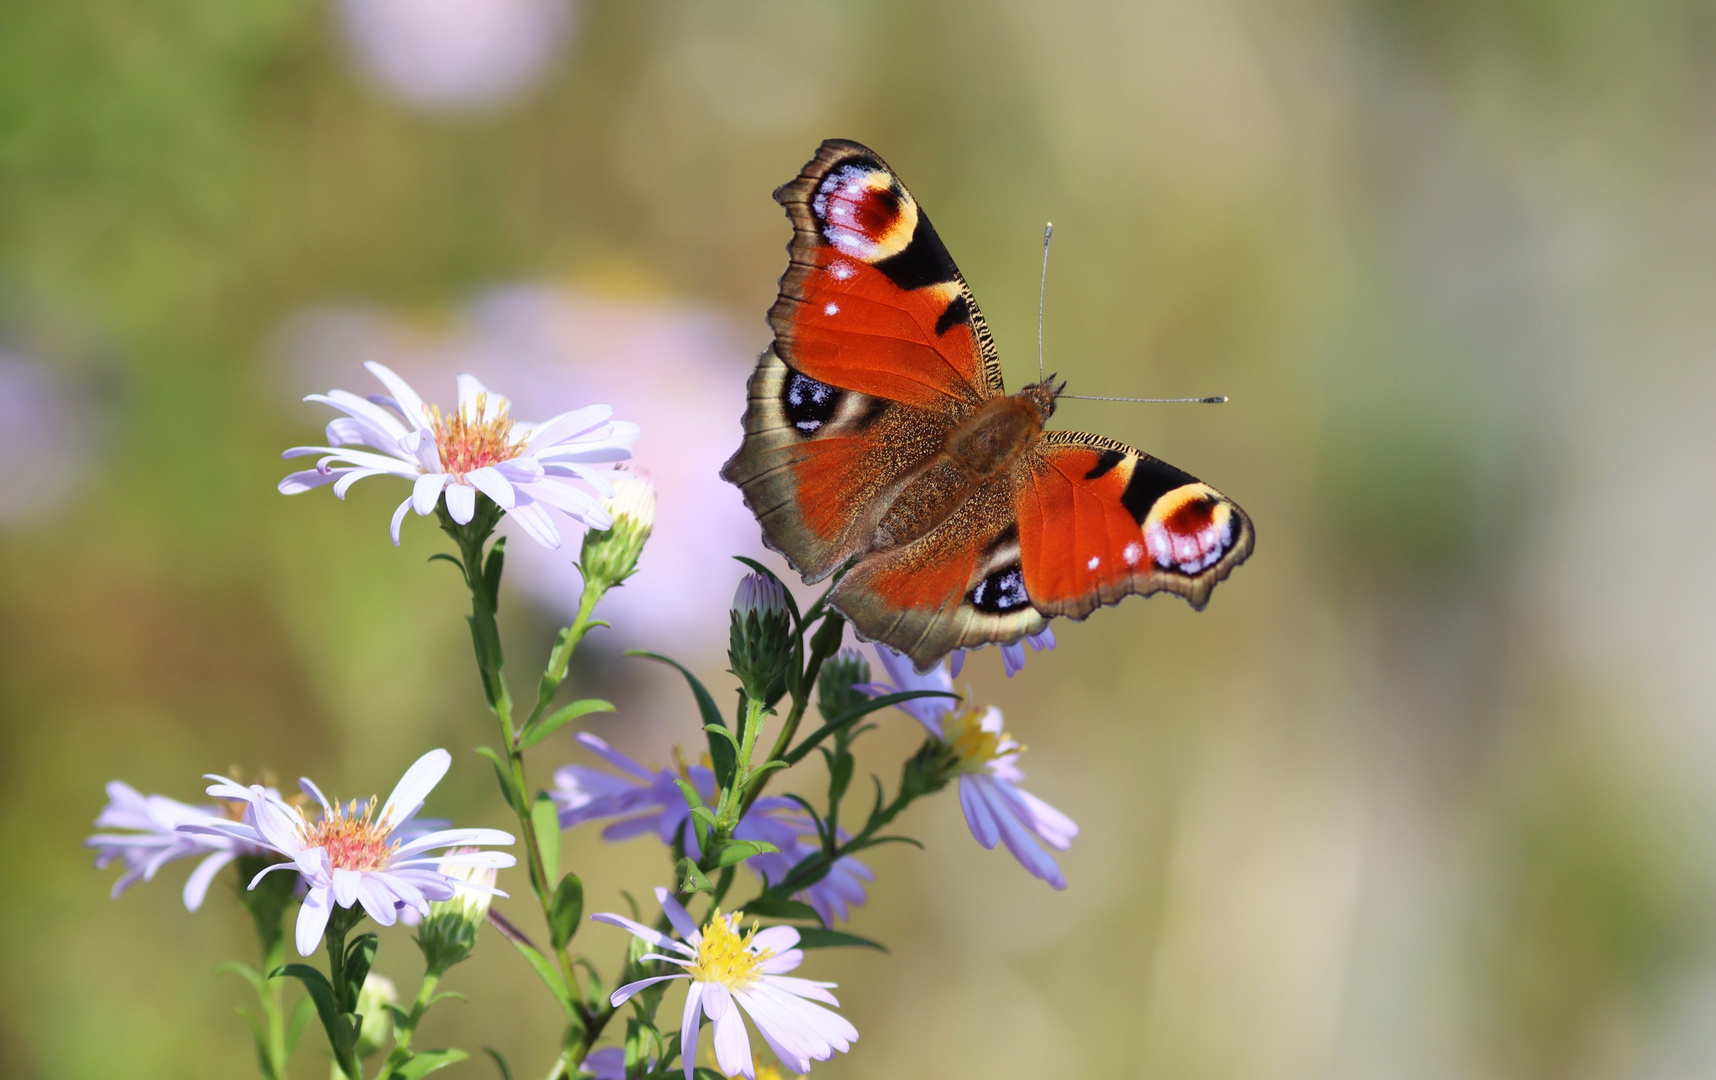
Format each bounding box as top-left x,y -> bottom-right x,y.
723,140 -> 1254,670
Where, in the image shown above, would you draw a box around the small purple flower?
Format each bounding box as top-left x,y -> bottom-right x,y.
949,627 -> 1056,679
867,646 -> 1079,888
87,782 -> 263,911
552,733 -> 871,924
182,749 -> 516,955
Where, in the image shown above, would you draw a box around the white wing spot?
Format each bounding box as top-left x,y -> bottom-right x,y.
824,302 -> 840,316
1123,541 -> 1143,567
1086,555 -> 1101,571
830,261 -> 855,281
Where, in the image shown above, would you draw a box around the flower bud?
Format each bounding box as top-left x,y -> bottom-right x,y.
728,573 -> 793,706
413,849 -> 497,975
817,648 -> 871,722
579,468 -> 656,595
352,973 -> 397,1059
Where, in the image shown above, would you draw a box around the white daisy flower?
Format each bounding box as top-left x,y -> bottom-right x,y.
181,749 -> 516,956
86,782 -> 263,911
866,647 -> 1080,888
596,887 -> 858,1080
279,361 -> 638,548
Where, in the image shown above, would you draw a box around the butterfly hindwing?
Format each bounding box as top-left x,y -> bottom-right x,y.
831,474 -> 1048,668
769,139 -> 1005,408
1015,431 -> 1255,618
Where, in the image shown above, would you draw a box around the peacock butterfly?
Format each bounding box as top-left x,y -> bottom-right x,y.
721,139 -> 1255,670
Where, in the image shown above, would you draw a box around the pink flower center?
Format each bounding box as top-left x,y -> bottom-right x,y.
305,799 -> 396,872
432,395 -> 522,478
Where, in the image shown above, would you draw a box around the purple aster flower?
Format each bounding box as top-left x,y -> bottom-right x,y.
279,361 -> 638,548
552,733 -> 871,924
949,627 -> 1056,679
596,887 -> 858,1080
181,749 -> 515,956
866,646 -> 1079,888
86,782 -> 266,911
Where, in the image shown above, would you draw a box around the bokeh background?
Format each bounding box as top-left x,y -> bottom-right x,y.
5,0 -> 1716,1077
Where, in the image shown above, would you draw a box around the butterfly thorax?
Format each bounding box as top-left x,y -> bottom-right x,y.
868,387 -> 1055,552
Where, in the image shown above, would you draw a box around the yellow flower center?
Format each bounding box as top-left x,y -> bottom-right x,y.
944,707 -> 1014,772
432,395 -> 523,478
304,798 -> 397,872
688,909 -> 771,990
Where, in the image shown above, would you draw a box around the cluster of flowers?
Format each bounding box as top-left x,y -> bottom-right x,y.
88,365 -> 1080,1080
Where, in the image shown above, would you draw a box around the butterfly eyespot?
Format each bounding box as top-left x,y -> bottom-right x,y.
969,564 -> 1031,614
812,164 -> 916,262
783,371 -> 842,435
1142,486 -> 1235,574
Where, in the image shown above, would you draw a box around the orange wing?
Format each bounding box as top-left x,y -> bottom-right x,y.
769,139 -> 1004,408
724,139 -> 1004,581
1014,431 -> 1254,618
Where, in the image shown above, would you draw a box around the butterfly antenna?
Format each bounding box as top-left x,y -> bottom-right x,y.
1059,394 -> 1229,404
1037,222 -> 1053,383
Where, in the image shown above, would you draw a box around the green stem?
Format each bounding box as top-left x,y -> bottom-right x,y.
261,934 -> 289,1080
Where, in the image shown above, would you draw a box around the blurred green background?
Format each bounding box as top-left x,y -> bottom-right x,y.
6,0 -> 1716,1077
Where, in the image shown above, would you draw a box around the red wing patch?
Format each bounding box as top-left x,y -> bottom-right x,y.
1016,433 -> 1254,618
771,141 -> 1004,410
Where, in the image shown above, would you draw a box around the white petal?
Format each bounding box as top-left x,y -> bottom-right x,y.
680,982 -> 705,1080
655,886 -> 701,943
296,886 -> 333,956
390,495 -> 413,546
331,867 -> 362,907
504,500 -> 561,549
182,851 -> 235,911
379,749 -> 451,828
443,482 -> 476,524
608,973 -> 688,1008
363,362 -> 431,429
712,1005 -> 753,1078
413,472 -> 448,515
466,466 -> 516,510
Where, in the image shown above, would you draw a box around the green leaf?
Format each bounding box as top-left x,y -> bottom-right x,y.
393,1048 -> 470,1078
702,723 -> 740,749
497,933 -> 573,1015
286,995 -> 316,1053
521,698 -> 615,749
480,1043 -> 511,1078
627,650 -> 736,789
483,536 -> 508,605
531,793 -> 561,883
215,960 -> 264,993
343,933 -> 379,1004
674,778 -> 710,851
791,927 -> 888,951
474,747 -> 524,814
427,552 -> 466,574
689,806 -> 717,830
732,895 -> 819,921
827,753 -> 855,805
677,858 -> 713,894
482,1046 -> 515,1080
427,991 -> 468,1007
272,964 -> 340,1058
549,872 -> 584,951
785,690 -> 960,764
693,1069 -> 728,1080
714,839 -> 777,869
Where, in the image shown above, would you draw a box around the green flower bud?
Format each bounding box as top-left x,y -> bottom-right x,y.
728,573 -> 793,706
413,850 -> 497,976
352,973 -> 397,1060
579,468 -> 656,595
817,648 -> 871,721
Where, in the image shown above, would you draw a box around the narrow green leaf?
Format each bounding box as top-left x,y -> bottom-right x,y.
702,723 -> 740,749
677,858 -> 713,894
426,991 -> 467,1007
215,960 -> 265,992
714,839 -> 779,869
827,754 -> 854,805
393,1048 -> 470,1079
272,964 -> 340,1055
531,793 -> 561,883
343,933 -> 379,1004
474,747 -> 524,814
497,933 -> 573,1014
733,895 -> 819,921
483,536 -> 507,604
791,927 -> 888,951
689,806 -> 717,830
548,872 -> 584,951
427,552 -> 465,574
521,698 -> 615,748
286,995 -> 316,1053
482,1046 -> 515,1080
626,650 -> 736,788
